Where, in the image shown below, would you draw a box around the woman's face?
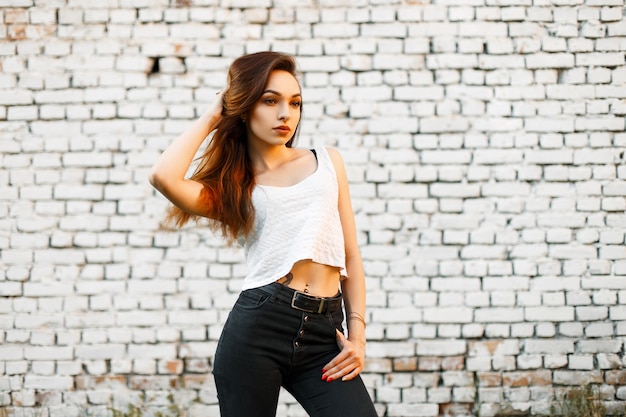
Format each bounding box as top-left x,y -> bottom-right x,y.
246,70 -> 302,149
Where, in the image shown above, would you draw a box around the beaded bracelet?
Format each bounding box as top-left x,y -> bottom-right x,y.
347,312 -> 366,328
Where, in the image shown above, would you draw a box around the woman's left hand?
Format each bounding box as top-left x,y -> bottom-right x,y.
321,330 -> 365,382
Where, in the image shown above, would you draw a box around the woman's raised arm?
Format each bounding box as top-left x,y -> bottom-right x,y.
149,91 -> 224,217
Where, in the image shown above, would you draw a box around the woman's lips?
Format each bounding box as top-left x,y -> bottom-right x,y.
274,126 -> 291,133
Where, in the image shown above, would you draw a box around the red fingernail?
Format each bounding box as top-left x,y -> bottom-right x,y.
321,375 -> 328,381
327,377 -> 333,382
322,369 -> 327,373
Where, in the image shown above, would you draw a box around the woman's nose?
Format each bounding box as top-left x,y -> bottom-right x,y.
278,103 -> 290,121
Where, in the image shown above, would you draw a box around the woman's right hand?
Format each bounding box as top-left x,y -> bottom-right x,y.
201,89 -> 226,129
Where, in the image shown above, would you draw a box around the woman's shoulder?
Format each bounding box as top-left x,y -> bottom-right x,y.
315,146 -> 344,167
311,147 -> 347,184
305,145 -> 342,159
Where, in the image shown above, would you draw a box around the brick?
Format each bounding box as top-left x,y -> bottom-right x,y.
525,117 -> 575,133
432,277 -> 479,292
387,403 -> 438,417
596,353 -> 621,368
126,344 -> 176,360
553,370 -> 603,385
74,344 -> 126,362
461,245 -> 506,259
394,86 -> 444,101
373,54 -> 424,71
526,53 -> 574,68
475,308 -> 524,323
577,339 -> 622,353
478,373 -> 503,390
526,305 -> 575,321
549,245 -> 597,260
378,184 -> 428,199
440,371 -> 473,389
426,54 -> 477,70
524,340 -> 574,354
503,370 -> 552,387
24,346 -> 73,361
423,308 -> 474,323
606,370 -> 626,385
0,346 -> 24,360
341,86 -> 392,102
310,22 -> 357,38
24,376 -> 74,390
369,117 -> 418,134
417,340 -> 466,356
0,89 -> 33,105
117,311 -> 166,327
65,310 -> 115,328
429,387 -> 453,405
458,20 -> 508,35
429,183 -> 481,198
482,182 -> 531,197
367,342 -> 416,358
23,281 -> 73,297
421,150 -> 472,167
577,52 -> 624,67
568,355 -> 594,370
392,357 -> 417,372
168,310 -> 218,326
585,322 -> 613,337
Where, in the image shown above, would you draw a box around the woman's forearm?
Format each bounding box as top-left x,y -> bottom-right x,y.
341,255 -> 367,345
149,110 -> 220,190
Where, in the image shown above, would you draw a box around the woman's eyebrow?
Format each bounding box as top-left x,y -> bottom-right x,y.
262,89 -> 301,98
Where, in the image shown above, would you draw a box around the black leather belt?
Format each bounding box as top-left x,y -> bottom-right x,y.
267,283 -> 343,314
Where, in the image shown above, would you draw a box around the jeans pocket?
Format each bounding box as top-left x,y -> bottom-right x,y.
326,308 -> 345,336
234,289 -> 272,310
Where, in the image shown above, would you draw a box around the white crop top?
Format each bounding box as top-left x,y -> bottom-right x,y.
240,147 -> 346,290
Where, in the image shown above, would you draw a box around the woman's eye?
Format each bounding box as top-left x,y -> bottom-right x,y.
291,101 -> 301,108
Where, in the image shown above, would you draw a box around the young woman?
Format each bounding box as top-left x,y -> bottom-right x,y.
149,51 -> 377,417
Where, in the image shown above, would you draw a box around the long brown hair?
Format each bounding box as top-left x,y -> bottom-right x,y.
164,51 -> 302,244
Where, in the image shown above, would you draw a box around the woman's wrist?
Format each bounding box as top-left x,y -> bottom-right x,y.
200,110 -> 220,130
347,324 -> 366,347
347,312 -> 366,328
348,333 -> 366,348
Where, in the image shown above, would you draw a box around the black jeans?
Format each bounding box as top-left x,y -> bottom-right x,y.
213,283 -> 378,417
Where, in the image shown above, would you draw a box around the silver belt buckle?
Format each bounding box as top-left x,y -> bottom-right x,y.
291,290 -> 325,314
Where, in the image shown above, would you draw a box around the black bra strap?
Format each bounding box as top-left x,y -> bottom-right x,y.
310,149 -> 317,161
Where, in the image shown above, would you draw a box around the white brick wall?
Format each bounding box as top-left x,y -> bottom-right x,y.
1,1 -> 625,416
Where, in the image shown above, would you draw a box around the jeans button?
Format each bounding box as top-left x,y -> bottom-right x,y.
295,341 -> 300,347
299,330 -> 304,336
304,315 -> 309,321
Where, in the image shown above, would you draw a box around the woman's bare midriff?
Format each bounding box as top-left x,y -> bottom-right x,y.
275,259 -> 341,298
